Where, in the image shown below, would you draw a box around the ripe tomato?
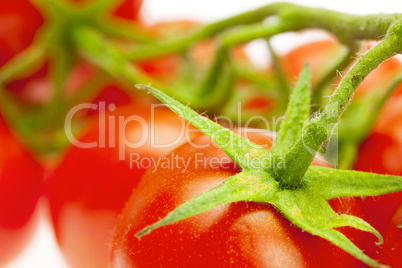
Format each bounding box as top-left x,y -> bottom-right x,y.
46,101 -> 199,268
0,0 -> 43,66
0,116 -> 43,266
113,0 -> 143,21
278,35 -> 402,96
378,205 -> 402,268
278,33 -> 342,86
354,95 -> 402,257
111,130 -> 365,268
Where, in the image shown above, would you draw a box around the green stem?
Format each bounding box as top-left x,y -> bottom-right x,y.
94,18 -> 155,43
276,6 -> 393,42
125,3 -> 396,61
267,39 -> 290,95
337,142 -> 358,170
195,47 -> 228,98
312,41 -> 362,106
72,26 -> 173,93
124,5 -> 280,60
194,21 -> 294,111
218,22 -> 293,49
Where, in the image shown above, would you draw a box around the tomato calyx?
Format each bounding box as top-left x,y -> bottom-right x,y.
135,64 -> 402,267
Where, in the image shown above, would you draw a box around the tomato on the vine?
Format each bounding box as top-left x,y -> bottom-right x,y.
0,116 -> 43,266
46,100 -> 199,268
111,130 -> 367,268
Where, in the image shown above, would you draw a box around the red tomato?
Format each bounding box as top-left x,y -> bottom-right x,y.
110,130 -> 365,268
0,0 -> 43,66
352,70 -> 402,265
278,34 -> 342,86
279,36 -> 402,96
354,96 -> 402,257
378,205 -> 402,268
113,0 -> 143,21
0,116 -> 43,266
46,101 -> 199,268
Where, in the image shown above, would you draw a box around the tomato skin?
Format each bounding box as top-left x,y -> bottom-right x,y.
46,101 -> 199,268
378,205 -> 402,268
278,34 -> 342,87
111,130 -> 363,268
354,95 -> 402,227
0,116 -> 43,266
354,96 -> 402,260
355,131 -> 402,235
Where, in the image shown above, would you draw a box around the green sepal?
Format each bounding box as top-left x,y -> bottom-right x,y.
136,171 -> 279,237
274,190 -> 387,268
305,166 -> 402,200
137,84 -> 271,169
270,63 -> 311,156
328,214 -> 383,245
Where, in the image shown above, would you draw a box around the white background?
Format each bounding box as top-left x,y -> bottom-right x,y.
6,0 -> 402,267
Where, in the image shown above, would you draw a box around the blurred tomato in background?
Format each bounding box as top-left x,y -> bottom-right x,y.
0,116 -> 43,266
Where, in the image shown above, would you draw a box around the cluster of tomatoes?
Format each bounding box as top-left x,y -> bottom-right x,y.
0,0 -> 401,267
